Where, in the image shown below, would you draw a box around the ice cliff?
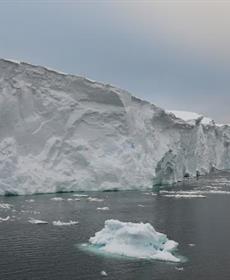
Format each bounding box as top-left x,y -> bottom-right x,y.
0,58 -> 230,195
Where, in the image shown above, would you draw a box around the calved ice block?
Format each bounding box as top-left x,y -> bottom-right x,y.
89,219 -> 180,262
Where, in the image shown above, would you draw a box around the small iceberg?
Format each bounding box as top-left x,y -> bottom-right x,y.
52,220 -> 79,226
28,218 -> 48,224
100,270 -> 108,276
88,219 -> 181,262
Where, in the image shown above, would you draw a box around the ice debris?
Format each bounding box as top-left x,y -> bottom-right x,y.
100,270 -> 108,276
28,218 -> 48,224
52,220 -> 78,226
97,207 -> 109,211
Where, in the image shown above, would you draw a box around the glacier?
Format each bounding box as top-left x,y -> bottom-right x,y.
0,58 -> 230,195
88,219 -> 180,262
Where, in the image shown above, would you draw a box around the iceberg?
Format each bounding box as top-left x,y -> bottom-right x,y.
88,219 -> 180,262
0,58 -> 229,194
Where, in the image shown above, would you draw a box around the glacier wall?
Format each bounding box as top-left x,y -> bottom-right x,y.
0,59 -> 229,195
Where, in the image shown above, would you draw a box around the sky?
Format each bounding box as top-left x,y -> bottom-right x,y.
0,0 -> 229,123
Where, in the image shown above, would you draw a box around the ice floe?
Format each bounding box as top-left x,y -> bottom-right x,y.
51,197 -> 64,201
28,218 -> 48,224
52,220 -> 79,226
163,194 -> 206,198
97,207 -> 109,211
73,194 -> 88,197
87,197 -> 104,202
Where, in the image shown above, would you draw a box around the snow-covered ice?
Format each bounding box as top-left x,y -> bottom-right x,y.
0,58 -> 229,195
89,219 -> 180,262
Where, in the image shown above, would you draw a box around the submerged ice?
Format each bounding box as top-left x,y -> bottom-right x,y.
89,219 -> 180,262
0,58 -> 230,195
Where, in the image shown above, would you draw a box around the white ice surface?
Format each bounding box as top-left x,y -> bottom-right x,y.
52,220 -> 78,226
89,219 -> 180,262
51,197 -> 64,201
97,207 -> 109,211
0,58 -> 229,194
87,197 -> 104,202
168,110 -> 213,125
28,218 -> 48,224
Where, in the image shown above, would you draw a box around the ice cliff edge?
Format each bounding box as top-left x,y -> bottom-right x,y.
0,58 -> 229,195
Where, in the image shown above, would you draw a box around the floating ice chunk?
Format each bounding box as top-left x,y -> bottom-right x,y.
28,218 -> 48,224
51,197 -> 64,201
138,204 -> 145,207
175,267 -> 184,271
52,220 -> 78,226
97,207 -> 109,211
208,190 -> 230,195
0,216 -> 10,221
144,192 -> 157,196
164,194 -> 206,198
89,219 -> 180,262
87,197 -> 104,202
100,270 -> 108,276
73,194 -> 88,197
0,203 -> 12,209
26,199 -> 35,203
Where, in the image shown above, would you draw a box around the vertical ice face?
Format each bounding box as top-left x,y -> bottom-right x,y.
0,58 -> 229,195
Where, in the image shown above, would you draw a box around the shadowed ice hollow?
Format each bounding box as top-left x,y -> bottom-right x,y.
88,219 -> 180,262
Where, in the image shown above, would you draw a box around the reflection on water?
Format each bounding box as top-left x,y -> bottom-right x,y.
0,171 -> 230,280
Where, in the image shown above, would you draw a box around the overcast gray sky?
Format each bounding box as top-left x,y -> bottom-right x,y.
0,0 -> 229,123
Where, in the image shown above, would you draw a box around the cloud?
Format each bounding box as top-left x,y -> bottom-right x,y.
114,1 -> 230,64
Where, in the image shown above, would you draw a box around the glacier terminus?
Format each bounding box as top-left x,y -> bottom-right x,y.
0,58 -> 229,195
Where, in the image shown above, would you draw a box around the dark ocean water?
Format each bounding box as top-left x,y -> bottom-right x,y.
1,172 -> 230,280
